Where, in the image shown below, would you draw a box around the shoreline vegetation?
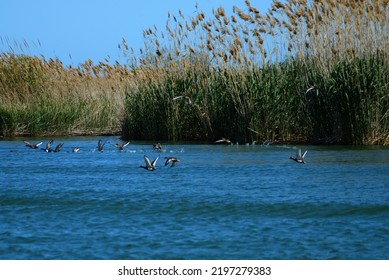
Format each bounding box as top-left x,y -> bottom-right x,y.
1,0 -> 388,145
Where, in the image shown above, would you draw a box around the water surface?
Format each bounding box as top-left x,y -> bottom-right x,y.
1,137 -> 388,259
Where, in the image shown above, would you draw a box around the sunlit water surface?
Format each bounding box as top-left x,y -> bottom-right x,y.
1,137 -> 388,259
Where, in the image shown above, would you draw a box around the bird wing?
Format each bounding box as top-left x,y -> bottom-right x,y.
24,141 -> 32,146
305,86 -> 315,94
302,150 -> 308,158
164,157 -> 171,166
151,155 -> 160,167
144,155 -> 152,169
25,141 -> 42,147
215,138 -> 227,143
172,95 -> 184,101
98,140 -> 103,150
122,142 -> 130,147
46,140 -> 53,149
297,149 -> 302,158
172,95 -> 192,104
215,137 -> 231,144
55,143 -> 64,152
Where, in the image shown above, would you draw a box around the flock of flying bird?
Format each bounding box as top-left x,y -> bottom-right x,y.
22,137 -> 308,172
23,139 -> 180,171
17,84 -> 315,170
212,137 -> 308,163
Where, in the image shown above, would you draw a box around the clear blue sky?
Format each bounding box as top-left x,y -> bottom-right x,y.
1,0 -> 273,66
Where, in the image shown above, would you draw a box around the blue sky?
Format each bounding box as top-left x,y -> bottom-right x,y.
1,0 -> 274,66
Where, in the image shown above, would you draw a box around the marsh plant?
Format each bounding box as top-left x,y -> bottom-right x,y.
122,0 -> 389,144
0,53 -> 128,136
1,0 -> 388,144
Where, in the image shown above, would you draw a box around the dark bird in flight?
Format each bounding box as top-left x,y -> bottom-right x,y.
97,139 -> 105,152
153,143 -> 162,151
110,141 -> 130,151
24,141 -> 42,149
41,140 -> 54,152
164,157 -> 180,167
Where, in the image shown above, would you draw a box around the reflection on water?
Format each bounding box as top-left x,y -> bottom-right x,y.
1,137 -> 388,259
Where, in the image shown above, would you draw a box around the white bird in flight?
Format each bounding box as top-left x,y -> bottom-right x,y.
139,155 -> 160,171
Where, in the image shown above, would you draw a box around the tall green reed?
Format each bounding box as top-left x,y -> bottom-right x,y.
121,0 -> 389,144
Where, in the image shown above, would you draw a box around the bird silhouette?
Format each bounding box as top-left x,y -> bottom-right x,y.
110,141 -> 130,150
97,139 -> 105,152
289,149 -> 308,163
24,141 -> 42,149
139,155 -> 160,171
164,157 -> 180,167
214,137 -> 232,145
53,143 -> 64,152
41,140 -> 54,152
153,143 -> 162,150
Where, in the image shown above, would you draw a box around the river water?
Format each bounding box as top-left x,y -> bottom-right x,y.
1,137 -> 388,259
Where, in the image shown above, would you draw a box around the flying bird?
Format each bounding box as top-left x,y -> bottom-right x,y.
153,143 -> 162,151
23,141 -> 42,149
53,143 -> 64,152
164,157 -> 180,167
214,137 -> 232,145
41,140 -> 54,152
289,149 -> 308,163
305,85 -> 319,96
172,95 -> 192,104
139,155 -> 160,171
110,141 -> 130,150
97,139 -> 105,152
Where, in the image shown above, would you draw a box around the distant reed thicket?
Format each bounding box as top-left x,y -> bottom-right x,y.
0,52 -> 129,136
1,0 -> 388,144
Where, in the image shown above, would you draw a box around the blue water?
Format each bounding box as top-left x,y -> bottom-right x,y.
1,137 -> 388,259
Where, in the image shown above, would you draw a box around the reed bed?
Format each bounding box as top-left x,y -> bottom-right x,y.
123,0 -> 389,144
1,0 -> 388,144
0,53 -> 128,136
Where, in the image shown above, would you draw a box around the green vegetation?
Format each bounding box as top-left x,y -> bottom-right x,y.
123,0 -> 389,144
0,54 -> 126,136
1,0 -> 388,144
123,52 -> 388,144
